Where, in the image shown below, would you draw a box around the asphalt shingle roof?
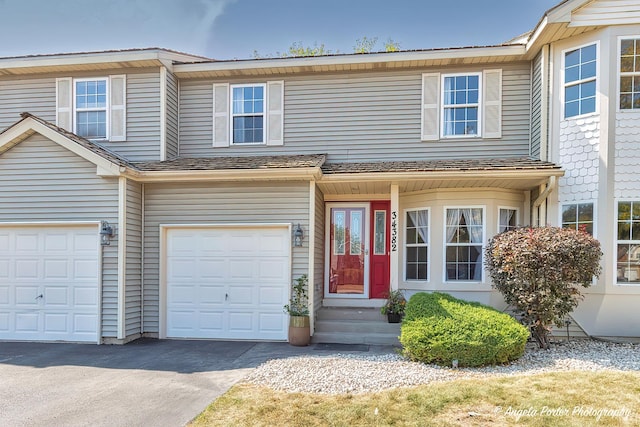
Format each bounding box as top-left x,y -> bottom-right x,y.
321,157 -> 562,174
133,154 -> 327,171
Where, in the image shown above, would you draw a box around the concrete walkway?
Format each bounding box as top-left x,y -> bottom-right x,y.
0,339 -> 395,426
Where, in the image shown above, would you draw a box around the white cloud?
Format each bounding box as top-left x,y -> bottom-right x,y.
0,0 -> 236,57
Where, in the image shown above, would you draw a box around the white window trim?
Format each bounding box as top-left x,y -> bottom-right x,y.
442,205 -> 486,283
403,207 -> 430,283
561,41 -> 599,120
614,199 -> 640,286
230,83 -> 266,145
440,72 -> 482,139
559,200 -> 597,237
617,35 -> 640,113
497,206 -> 519,234
73,77 -> 110,141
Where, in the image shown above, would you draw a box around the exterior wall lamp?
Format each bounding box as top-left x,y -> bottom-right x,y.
100,221 -> 114,246
294,223 -> 304,247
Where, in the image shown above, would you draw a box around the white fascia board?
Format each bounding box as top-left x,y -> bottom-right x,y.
319,169 -> 564,183
0,118 -> 124,176
126,167 -> 323,183
547,0 -> 592,23
174,45 -> 526,75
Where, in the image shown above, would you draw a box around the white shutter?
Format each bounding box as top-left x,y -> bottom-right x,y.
56,77 -> 73,131
110,75 -> 127,141
266,80 -> 284,146
213,83 -> 230,148
421,73 -> 440,141
483,69 -> 502,139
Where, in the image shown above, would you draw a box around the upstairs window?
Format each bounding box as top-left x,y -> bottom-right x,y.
442,74 -> 480,137
231,84 -> 265,144
75,79 -> 107,139
620,38 -> 640,110
56,75 -> 126,142
564,44 -> 597,118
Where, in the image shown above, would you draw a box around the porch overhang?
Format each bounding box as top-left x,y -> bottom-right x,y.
318,158 -> 564,195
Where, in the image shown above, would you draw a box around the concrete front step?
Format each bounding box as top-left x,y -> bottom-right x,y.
315,319 -> 401,334
313,306 -> 402,346
315,306 -> 387,322
311,331 -> 401,346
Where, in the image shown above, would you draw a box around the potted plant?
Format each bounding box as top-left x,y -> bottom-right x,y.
381,289 -> 406,323
284,274 -> 310,346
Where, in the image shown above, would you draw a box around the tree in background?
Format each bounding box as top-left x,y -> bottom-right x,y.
485,227 -> 602,349
253,37 -> 401,58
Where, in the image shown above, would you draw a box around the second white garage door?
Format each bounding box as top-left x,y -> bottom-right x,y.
165,226 -> 290,340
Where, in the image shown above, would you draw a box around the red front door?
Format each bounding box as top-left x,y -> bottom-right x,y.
328,206 -> 366,296
370,201 -> 390,298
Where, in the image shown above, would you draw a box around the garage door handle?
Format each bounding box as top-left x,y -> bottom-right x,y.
225,293 -> 228,301
35,294 -> 43,300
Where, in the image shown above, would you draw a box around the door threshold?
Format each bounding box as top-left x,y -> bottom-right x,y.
322,298 -> 385,308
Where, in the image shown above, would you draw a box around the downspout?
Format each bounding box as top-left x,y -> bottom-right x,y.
140,183 -> 145,335
532,176 -> 557,226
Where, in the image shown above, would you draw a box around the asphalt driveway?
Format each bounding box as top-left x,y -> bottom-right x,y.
0,339 -> 321,426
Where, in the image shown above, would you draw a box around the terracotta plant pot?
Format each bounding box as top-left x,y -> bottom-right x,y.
288,315 -> 310,346
387,313 -> 402,323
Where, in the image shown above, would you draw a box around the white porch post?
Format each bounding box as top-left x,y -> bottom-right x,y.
390,184 -> 400,292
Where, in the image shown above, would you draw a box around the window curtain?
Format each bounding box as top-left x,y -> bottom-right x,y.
408,210 -> 429,244
461,208 -> 483,280
499,209 -> 515,232
443,77 -> 455,135
446,209 -> 462,243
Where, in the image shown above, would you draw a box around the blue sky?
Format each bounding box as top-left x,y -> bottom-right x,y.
0,0 -> 561,60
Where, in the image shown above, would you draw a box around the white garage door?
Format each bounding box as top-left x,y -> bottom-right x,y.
0,225 -> 100,342
166,227 -> 290,340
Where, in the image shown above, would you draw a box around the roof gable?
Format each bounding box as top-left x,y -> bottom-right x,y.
0,113 -> 132,176
569,0 -> 640,27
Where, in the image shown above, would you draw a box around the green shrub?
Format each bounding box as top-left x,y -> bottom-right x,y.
400,292 -> 529,367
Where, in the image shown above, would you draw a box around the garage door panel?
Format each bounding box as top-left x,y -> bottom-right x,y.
44,287 -> 68,306
166,227 -> 290,340
259,286 -> 287,306
44,233 -> 68,251
229,260 -> 255,280
0,226 -> 99,342
198,259 -> 226,279
258,259 -> 288,281
44,313 -> 68,332
15,312 -> 39,332
44,259 -> 68,278
168,284 -> 197,304
258,234 -> 289,253
199,312 -> 224,332
15,233 -> 38,252
15,286 -> 39,306
16,260 -> 39,279
168,259 -> 197,281
74,259 -> 98,279
230,286 -> 255,305
199,284 -> 225,305
74,314 -> 98,333
74,287 -> 99,306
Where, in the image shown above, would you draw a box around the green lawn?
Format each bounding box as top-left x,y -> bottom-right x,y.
190,371 -> 640,426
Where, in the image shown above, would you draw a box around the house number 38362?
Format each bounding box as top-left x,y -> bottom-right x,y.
391,211 -> 398,252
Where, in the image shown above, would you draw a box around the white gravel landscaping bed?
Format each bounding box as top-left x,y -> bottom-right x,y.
243,340 -> 640,395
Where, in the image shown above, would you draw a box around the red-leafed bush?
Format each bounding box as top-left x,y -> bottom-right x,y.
485,227 -> 602,349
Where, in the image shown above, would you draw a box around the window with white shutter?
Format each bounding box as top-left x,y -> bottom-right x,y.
56,75 -> 127,141
420,70 -> 502,141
